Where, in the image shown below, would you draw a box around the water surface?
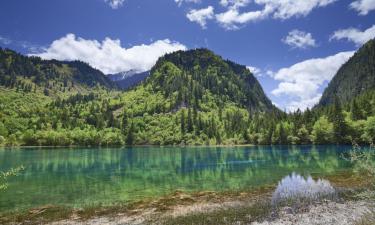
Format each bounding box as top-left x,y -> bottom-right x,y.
0,145 -> 353,212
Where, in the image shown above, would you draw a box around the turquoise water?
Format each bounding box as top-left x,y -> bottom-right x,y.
0,145 -> 353,212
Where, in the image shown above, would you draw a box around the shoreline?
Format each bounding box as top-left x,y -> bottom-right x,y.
0,172 -> 371,225
0,144 -> 358,150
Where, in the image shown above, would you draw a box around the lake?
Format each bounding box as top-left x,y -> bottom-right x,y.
0,145 -> 354,212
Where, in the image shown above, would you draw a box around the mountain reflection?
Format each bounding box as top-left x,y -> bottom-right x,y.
0,145 -> 352,212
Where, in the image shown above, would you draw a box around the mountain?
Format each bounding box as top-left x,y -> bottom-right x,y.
0,48 -> 116,94
0,47 -> 282,146
148,48 -> 274,112
318,39 -> 375,106
108,70 -> 150,90
108,48 -> 279,145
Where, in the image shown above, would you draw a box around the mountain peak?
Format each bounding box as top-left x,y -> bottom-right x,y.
147,48 -> 273,112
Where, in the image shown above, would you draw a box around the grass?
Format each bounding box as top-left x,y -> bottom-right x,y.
356,211 -> 375,225
0,206 -> 73,225
159,201 -> 272,225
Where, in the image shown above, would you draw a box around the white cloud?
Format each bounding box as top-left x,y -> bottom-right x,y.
175,0 -> 201,6
219,0 -> 250,9
187,6 -> 215,29
246,66 -> 262,76
216,7 -> 271,29
330,24 -> 375,46
271,51 -> 355,111
104,0 -> 125,9
350,0 -> 375,15
32,33 -> 187,74
215,0 -> 336,30
282,30 -> 317,49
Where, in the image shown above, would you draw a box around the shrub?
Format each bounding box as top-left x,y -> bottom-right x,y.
347,144 -> 375,200
272,173 -> 336,207
0,166 -> 24,190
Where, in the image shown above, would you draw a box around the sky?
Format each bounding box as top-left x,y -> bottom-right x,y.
0,0 -> 374,111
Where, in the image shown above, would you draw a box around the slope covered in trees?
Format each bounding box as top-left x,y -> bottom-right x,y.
0,46 -> 374,147
319,38 -> 375,106
150,49 -> 273,112
0,48 -> 116,96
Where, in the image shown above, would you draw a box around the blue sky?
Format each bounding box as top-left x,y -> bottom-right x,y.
0,0 -> 374,111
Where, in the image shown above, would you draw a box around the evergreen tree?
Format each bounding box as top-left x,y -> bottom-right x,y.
180,110 -> 186,134
330,97 -> 347,143
351,99 -> 363,120
187,107 -> 193,133
126,122 -> 135,145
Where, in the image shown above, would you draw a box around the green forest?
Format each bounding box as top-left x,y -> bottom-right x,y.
0,39 -> 374,147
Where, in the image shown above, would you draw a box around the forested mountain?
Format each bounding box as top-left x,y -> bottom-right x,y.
0,46 -> 374,147
108,70 -> 150,90
319,39 -> 375,106
150,49 -> 273,112
0,48 -> 116,95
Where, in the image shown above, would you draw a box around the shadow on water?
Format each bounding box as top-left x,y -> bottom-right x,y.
0,145 -> 353,212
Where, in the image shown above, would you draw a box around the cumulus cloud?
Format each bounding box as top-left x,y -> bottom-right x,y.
216,6 -> 272,29
330,24 -> 375,46
282,30 -> 317,49
271,51 -> 355,111
104,0 -> 125,9
216,0 -> 336,30
219,0 -> 251,9
32,34 -> 187,74
350,0 -> 375,15
187,6 -> 215,29
175,0 -> 201,6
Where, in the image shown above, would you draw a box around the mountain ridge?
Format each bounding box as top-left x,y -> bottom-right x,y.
0,47 -> 117,95
318,39 -> 375,107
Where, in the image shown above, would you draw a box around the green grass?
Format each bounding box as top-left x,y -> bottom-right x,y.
158,201 -> 271,225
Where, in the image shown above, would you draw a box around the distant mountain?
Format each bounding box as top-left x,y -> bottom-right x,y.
318,39 -> 375,106
108,70 -> 150,90
0,48 -> 116,94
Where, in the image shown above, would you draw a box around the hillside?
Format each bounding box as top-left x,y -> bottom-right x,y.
0,48 -> 280,146
0,48 -> 116,96
149,48 -> 273,112
319,39 -> 375,106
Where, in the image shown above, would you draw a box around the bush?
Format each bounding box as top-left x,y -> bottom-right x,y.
347,144 -> 375,200
272,173 -> 336,207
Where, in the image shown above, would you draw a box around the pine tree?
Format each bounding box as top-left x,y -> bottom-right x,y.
126,122 -> 135,145
180,110 -> 186,134
351,99 -> 363,120
187,107 -> 193,133
331,97 -> 347,143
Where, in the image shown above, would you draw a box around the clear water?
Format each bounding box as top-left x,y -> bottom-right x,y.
0,145 -> 353,212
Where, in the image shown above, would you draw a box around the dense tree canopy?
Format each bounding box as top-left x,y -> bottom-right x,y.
0,46 -> 374,147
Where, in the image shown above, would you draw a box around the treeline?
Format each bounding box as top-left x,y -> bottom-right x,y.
0,88 -> 374,147
0,47 -> 374,147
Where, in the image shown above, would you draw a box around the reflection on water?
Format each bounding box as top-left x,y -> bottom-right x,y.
0,145 -> 352,212
272,173 -> 335,205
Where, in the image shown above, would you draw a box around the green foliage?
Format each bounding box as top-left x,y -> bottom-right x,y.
0,166 -> 24,190
311,116 -> 334,144
0,47 -> 375,146
347,145 -> 375,200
